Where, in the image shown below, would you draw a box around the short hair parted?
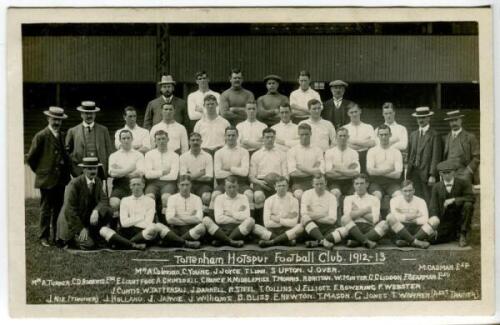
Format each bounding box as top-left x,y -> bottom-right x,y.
347,102 -> 360,112
377,124 -> 392,134
204,94 -> 218,104
298,123 -> 312,132
178,174 -> 192,183
353,173 -> 369,183
280,103 -> 291,110
154,129 -> 168,139
298,70 -> 311,79
225,175 -> 239,185
225,125 -> 239,135
119,129 -> 134,140
275,176 -> 289,184
401,179 -> 414,189
312,173 -> 326,182
230,68 -> 242,76
307,98 -> 321,109
130,176 -> 145,184
262,127 -> 276,136
337,127 -> 349,135
382,102 -> 395,110
189,132 -> 202,140
246,100 -> 257,106
195,70 -> 207,79
123,105 -> 136,116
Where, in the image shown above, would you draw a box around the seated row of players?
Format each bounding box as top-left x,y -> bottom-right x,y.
58,156 -> 460,251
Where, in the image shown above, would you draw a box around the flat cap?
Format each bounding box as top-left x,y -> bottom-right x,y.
437,160 -> 458,172
329,80 -> 349,87
263,74 -> 282,82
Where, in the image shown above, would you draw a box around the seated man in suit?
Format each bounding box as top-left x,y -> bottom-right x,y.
340,174 -> 388,249
300,174 -> 347,248
212,176 -> 255,246
57,157 -> 115,250
100,177 -> 198,250
429,160 -> 475,247
386,180 -> 440,249
254,177 -> 303,247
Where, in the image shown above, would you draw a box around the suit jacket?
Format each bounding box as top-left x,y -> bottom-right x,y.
443,129 -> 480,173
407,128 -> 442,179
143,96 -> 187,130
26,127 -> 71,189
57,175 -> 110,241
65,123 -> 114,178
429,178 -> 475,218
321,98 -> 353,129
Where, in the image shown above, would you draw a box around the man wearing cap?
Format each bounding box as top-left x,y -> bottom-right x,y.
374,102 -> 408,152
249,128 -> 288,225
180,132 -> 214,213
256,74 -> 289,126
442,110 -> 479,184
219,68 -> 255,125
56,157 -> 115,250
271,104 -> 300,152
187,71 -> 221,133
298,98 -> 336,152
429,160 -> 475,247
144,130 -> 180,224
143,75 -> 187,130
114,106 -> 150,154
65,101 -> 114,180
27,106 -> 71,247
149,102 -> 189,154
236,101 -> 267,155
193,94 -> 231,156
322,80 -> 353,129
342,103 -> 376,174
386,180 -> 439,249
407,106 -> 442,202
289,70 -> 322,123
287,123 -> 325,201
108,129 -> 145,223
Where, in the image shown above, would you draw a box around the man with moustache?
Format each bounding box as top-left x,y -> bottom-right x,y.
143,75 -> 187,130
180,132 -> 214,213
289,70 -> 322,123
298,99 -> 336,152
219,68 -> 255,125
237,101 -> 267,155
322,80 -> 353,129
65,101 -> 114,180
271,104 -> 300,152
149,103 -> 189,154
187,71 -> 221,132
257,74 -> 289,126
114,106 -> 150,154
442,110 -> 479,184
193,94 -> 231,156
56,157 -> 116,250
27,106 -> 71,247
407,106 -> 442,202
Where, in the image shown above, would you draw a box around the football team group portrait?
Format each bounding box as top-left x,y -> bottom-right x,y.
23,21 -> 481,256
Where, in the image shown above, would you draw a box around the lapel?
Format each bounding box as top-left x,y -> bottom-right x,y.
94,124 -> 101,152
417,130 -> 432,154
44,127 -> 60,148
444,132 -> 451,156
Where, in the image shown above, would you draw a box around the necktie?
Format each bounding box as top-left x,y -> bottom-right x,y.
88,182 -> 94,194
420,129 -> 424,138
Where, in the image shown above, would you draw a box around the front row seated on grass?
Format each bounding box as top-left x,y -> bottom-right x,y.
56,157 -> 473,250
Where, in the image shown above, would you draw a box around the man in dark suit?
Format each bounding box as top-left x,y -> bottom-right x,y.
322,80 -> 353,129
65,101 -> 114,180
56,157 -> 144,250
406,107 -> 442,202
143,75 -> 187,130
27,106 -> 71,247
442,110 -> 480,184
429,160 -> 475,247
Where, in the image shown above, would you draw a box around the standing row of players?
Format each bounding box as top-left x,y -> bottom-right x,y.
27,96 -> 477,249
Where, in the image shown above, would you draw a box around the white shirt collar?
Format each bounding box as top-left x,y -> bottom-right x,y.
85,176 -> 95,185
419,124 -> 430,133
83,121 -> 95,129
48,125 -> 59,137
124,124 -> 137,131
333,97 -> 343,102
452,128 -> 462,137
444,179 -> 455,187
385,121 -> 397,127
162,95 -> 173,102
132,194 -> 144,200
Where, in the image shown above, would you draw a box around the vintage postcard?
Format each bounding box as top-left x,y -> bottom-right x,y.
7,7 -> 494,318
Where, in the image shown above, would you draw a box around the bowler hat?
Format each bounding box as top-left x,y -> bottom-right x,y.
444,110 -> 465,121
411,106 -> 434,118
263,74 -> 282,83
43,106 -> 68,119
158,75 -> 176,85
78,157 -> 103,168
329,80 -> 349,88
77,101 -> 100,113
437,160 -> 457,172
